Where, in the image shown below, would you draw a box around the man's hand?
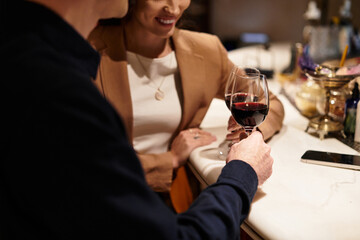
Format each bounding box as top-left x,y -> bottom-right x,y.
226,131 -> 273,186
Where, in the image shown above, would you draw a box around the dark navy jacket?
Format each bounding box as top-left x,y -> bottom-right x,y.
0,2 -> 258,239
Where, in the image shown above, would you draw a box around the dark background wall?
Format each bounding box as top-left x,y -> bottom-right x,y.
186,0 -> 360,44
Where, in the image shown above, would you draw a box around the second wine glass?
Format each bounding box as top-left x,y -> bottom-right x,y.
218,67 -> 261,158
225,67 -> 260,109
230,72 -> 269,137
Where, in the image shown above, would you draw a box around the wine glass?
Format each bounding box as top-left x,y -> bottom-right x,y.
224,67 -> 260,109
218,67 -> 260,158
230,72 -> 269,136
199,67 -> 260,160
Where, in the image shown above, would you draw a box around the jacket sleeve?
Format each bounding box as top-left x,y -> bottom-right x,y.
177,160 -> 258,240
137,152 -> 174,192
258,92 -> 285,141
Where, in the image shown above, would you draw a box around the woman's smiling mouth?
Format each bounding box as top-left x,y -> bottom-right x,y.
156,17 -> 176,25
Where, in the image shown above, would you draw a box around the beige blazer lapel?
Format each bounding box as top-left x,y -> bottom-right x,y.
173,30 -> 206,132
91,25 -> 134,140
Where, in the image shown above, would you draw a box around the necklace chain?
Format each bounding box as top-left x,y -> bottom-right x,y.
135,53 -> 173,101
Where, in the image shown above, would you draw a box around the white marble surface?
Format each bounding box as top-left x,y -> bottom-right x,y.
189,46 -> 360,239
191,89 -> 360,240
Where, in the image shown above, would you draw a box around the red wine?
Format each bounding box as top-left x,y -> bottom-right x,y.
225,93 -> 258,110
231,102 -> 268,127
225,94 -> 231,109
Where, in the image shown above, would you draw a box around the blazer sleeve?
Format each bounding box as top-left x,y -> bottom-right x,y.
137,152 -> 174,192
258,92 -> 285,141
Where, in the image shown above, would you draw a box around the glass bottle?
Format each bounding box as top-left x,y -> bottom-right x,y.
303,1 -> 321,44
344,82 -> 359,137
354,101 -> 360,142
338,0 -> 353,55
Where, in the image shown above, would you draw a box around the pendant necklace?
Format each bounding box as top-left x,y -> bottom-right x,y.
135,53 -> 173,101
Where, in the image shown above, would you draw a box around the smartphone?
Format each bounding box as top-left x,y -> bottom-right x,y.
301,150 -> 360,170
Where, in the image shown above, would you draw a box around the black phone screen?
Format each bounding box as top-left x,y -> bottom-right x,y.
301,150 -> 360,170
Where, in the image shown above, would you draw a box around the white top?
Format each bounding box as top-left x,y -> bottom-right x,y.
127,51 -> 181,154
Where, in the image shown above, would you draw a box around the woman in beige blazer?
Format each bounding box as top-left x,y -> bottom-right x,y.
88,0 -> 284,213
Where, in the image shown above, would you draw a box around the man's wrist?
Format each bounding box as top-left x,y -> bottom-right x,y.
218,160 -> 258,198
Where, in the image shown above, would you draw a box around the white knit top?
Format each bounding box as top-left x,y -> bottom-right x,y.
126,51 -> 181,154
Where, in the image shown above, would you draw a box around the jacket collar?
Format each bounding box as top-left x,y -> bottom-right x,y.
172,29 -> 205,132
90,24 -> 133,139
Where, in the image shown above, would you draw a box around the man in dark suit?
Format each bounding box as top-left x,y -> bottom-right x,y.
0,0 -> 273,239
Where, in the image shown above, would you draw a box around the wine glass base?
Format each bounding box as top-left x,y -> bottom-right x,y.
305,115 -> 344,140
199,148 -> 227,160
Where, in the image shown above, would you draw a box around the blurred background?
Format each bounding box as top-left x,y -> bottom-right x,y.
183,0 -> 360,141
184,0 -> 359,48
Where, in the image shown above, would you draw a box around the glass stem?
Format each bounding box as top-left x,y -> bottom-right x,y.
243,127 -> 254,138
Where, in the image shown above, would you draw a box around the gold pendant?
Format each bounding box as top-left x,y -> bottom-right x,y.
155,88 -> 165,101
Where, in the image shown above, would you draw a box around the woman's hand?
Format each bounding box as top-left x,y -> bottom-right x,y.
170,128 -> 216,170
226,116 -> 248,143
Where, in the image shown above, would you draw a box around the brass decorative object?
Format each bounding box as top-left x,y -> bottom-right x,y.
304,66 -> 358,139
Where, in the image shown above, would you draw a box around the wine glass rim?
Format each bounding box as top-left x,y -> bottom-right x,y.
231,66 -> 260,78
233,71 -> 260,79
229,70 -> 270,134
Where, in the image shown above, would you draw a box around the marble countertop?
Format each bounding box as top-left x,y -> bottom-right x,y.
189,73 -> 360,239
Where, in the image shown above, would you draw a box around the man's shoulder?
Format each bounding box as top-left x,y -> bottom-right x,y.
2,32 -> 94,100
3,32 -> 61,71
